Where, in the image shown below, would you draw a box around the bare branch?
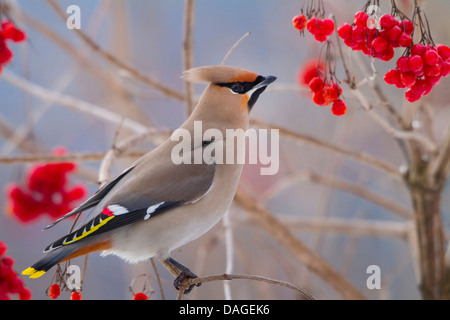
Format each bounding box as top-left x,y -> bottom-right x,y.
46,0 -> 186,102
350,88 -> 438,153
250,118 -> 402,179
234,187 -> 366,299
1,70 -> 149,134
271,215 -> 412,240
262,171 -> 413,219
183,0 -> 196,115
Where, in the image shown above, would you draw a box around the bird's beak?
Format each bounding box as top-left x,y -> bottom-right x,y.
254,75 -> 277,90
247,75 -> 277,110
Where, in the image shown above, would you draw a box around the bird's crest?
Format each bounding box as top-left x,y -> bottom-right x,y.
182,65 -> 258,84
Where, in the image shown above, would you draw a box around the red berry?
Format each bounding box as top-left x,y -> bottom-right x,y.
411,44 -> 427,56
405,89 -> 421,102
49,284 -> 60,299
436,44 -> 450,61
1,21 -> 26,42
385,26 -> 402,42
331,99 -> 347,116
322,19 -> 335,36
380,14 -> 397,30
71,291 -> 82,300
307,18 -> 319,34
401,20 -> 414,34
337,23 -> 352,40
323,83 -> 341,104
380,46 -> 395,62
354,11 -> 369,28
408,55 -> 423,72
308,77 -> 323,92
384,69 -> 403,87
292,14 -> 307,31
423,49 -> 440,65
372,37 -> 389,52
313,90 -> 326,106
398,33 -> 412,47
19,288 -> 32,300
314,32 -> 327,42
0,242 -> 7,256
427,75 -> 442,86
0,42 -> 13,64
351,25 -> 365,42
441,61 -> 450,76
424,64 -> 441,77
298,59 -> 324,87
412,79 -> 433,96
133,292 -> 148,300
400,71 -> 416,88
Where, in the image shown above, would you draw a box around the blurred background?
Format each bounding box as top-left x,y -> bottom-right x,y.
0,0 -> 449,300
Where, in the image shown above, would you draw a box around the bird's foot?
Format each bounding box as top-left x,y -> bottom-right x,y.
174,269 -> 201,294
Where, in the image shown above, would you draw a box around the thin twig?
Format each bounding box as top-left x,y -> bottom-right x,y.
250,118 -> 402,179
221,32 -> 251,65
429,125 -> 450,180
150,258 -> 165,300
0,151 -> 147,164
1,70 -> 150,134
234,187 -> 366,300
183,0 -> 196,115
261,170 -> 413,219
46,0 -> 186,102
350,88 -> 438,153
270,215 -> 411,240
222,210 -> 234,300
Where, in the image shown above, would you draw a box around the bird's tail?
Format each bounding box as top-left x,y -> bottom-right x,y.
22,246 -> 78,279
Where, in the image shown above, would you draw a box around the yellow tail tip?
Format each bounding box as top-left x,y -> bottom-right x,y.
22,267 -> 46,278
30,270 -> 46,278
22,267 -> 37,276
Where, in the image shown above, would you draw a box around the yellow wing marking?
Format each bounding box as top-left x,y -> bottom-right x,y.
63,216 -> 115,245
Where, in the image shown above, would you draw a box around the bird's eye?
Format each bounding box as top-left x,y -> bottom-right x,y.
230,82 -> 244,94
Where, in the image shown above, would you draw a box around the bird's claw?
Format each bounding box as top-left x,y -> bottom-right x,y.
174,269 -> 201,294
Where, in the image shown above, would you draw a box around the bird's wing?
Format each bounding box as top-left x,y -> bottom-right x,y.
43,166 -> 136,230
44,158 -> 216,253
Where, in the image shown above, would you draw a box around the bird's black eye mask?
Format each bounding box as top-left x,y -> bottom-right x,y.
216,75 -> 268,111
216,75 -> 265,95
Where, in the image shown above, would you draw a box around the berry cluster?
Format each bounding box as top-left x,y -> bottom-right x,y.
306,17 -> 335,42
308,77 -> 347,116
384,44 -> 450,102
297,58 -> 324,87
293,14 -> 335,42
0,241 -> 32,300
0,21 -> 26,73
7,147 -> 87,223
337,12 -> 413,61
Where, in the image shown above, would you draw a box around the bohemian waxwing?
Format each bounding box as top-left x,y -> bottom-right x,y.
22,65 -> 276,293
